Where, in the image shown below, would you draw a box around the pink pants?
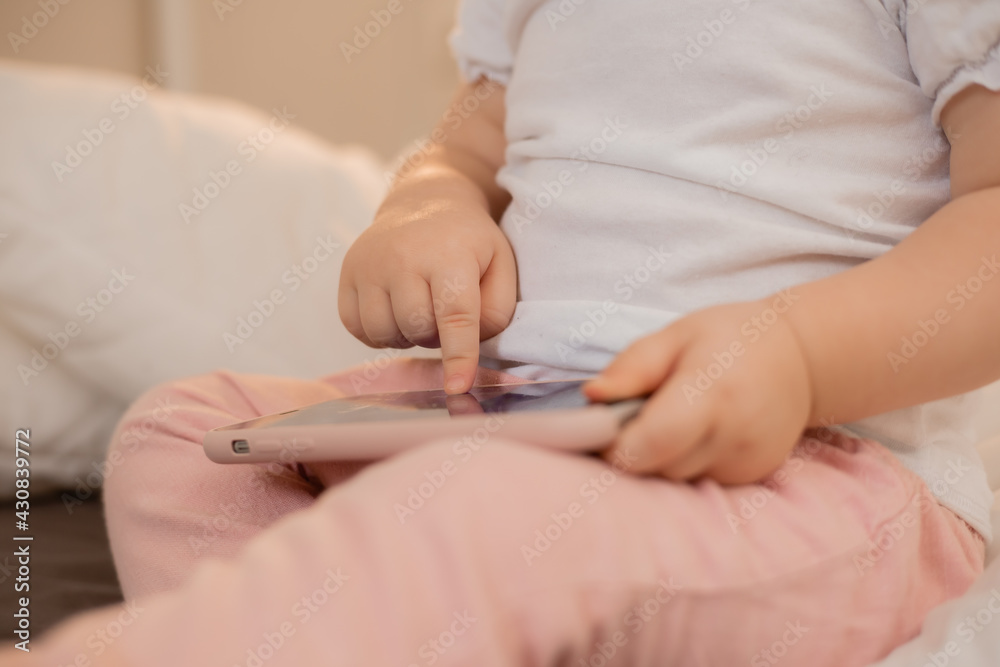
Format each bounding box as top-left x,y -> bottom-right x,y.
16,358 -> 985,667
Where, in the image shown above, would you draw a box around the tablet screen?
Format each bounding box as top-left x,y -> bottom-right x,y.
216,379 -> 596,431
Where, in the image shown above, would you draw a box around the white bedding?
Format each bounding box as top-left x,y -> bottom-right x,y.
872,485 -> 1000,667
0,60 -> 437,497
0,60 -> 998,666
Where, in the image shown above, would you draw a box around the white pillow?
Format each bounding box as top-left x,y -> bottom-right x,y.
0,60 -> 433,498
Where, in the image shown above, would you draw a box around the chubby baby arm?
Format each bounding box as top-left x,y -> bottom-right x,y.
785,86 -> 1000,424
584,85 -> 1000,485
338,77 -> 514,394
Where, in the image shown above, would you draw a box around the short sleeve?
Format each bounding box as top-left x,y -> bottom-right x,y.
447,0 -> 514,85
899,0 -> 1000,124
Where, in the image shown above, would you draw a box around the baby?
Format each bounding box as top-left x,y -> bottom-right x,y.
16,0 -> 1000,665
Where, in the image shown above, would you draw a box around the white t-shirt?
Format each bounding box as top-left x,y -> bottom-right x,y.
448,0 -> 1000,539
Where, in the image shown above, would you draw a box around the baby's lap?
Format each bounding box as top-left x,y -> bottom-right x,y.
114,363 -> 937,539
309,428 -> 939,584
113,362 -> 959,579
102,365 -> 984,665
348,429 -> 983,667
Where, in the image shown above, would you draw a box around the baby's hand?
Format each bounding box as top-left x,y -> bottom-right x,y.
338,200 -> 517,394
582,298 -> 813,484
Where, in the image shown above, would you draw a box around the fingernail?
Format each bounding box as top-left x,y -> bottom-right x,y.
446,375 -> 466,393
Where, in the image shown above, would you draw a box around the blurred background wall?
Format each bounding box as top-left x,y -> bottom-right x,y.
0,0 -> 461,160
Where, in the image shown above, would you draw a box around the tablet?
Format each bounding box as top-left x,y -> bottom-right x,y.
202,378 -> 646,464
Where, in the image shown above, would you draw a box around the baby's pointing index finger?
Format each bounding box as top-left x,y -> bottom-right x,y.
431,265 -> 481,395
